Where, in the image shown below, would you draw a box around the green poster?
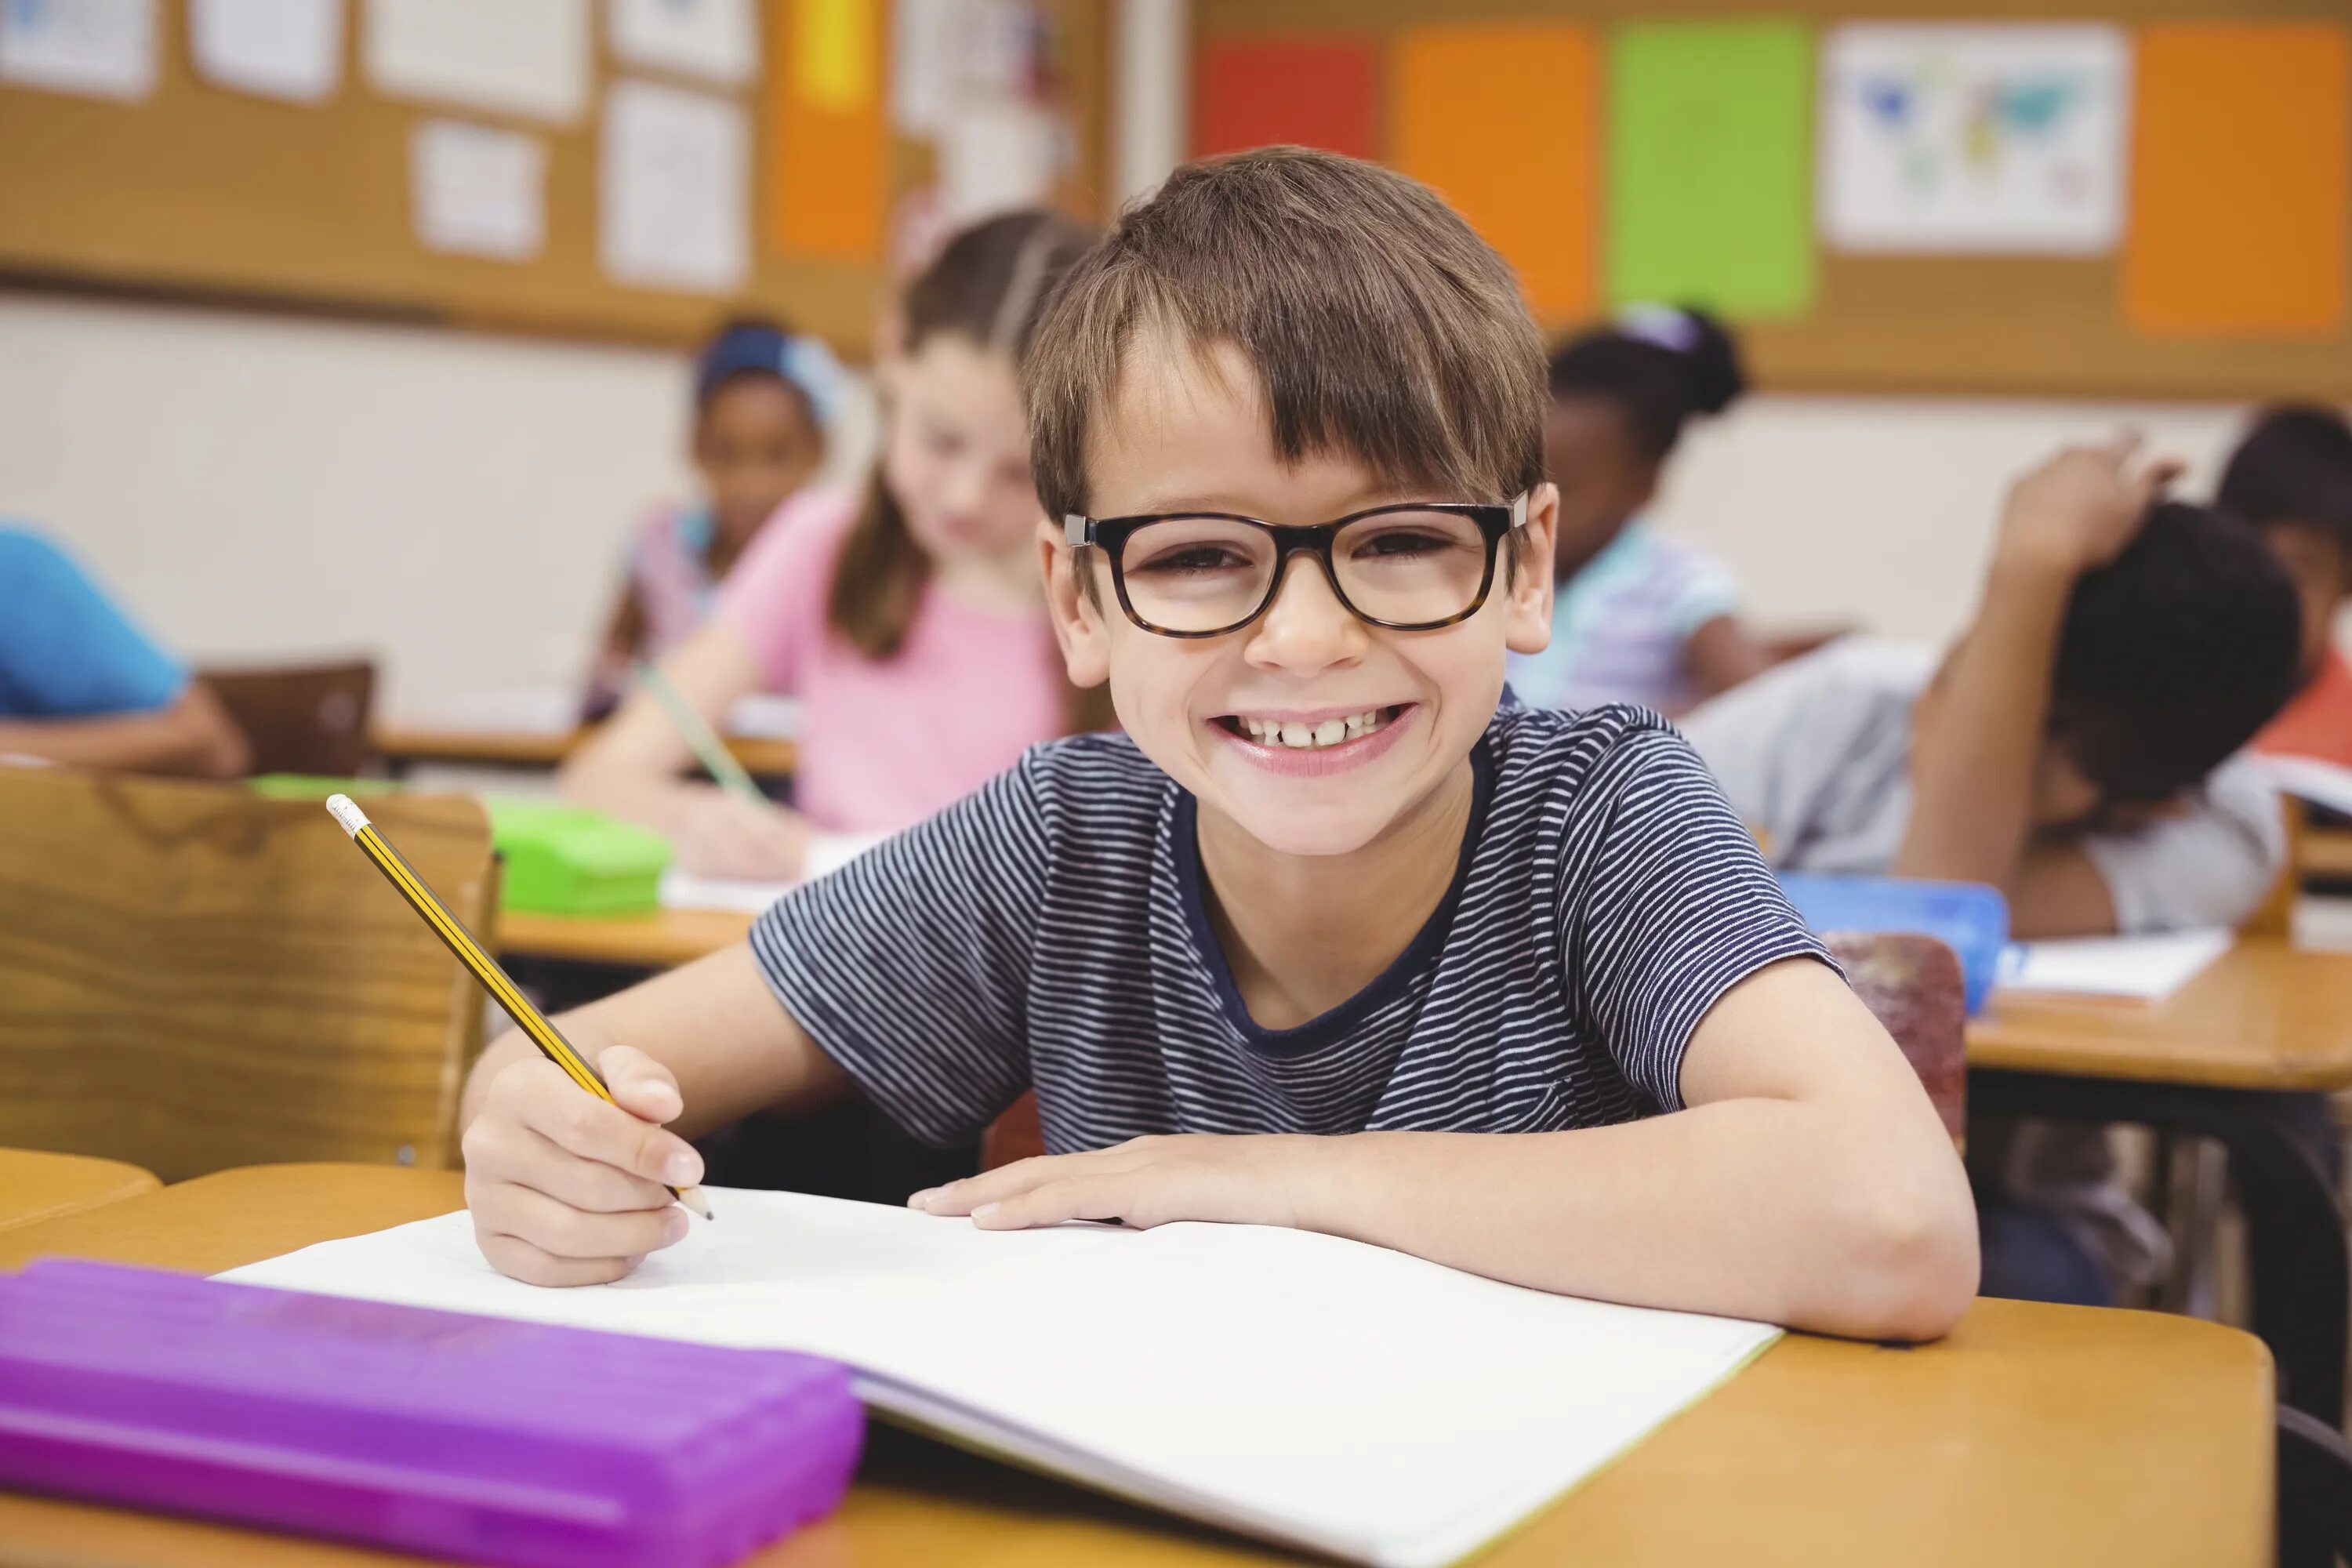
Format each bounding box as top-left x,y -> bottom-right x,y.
1608,21 -> 1816,318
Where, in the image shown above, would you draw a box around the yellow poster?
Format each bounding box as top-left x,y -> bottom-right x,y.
793,0 -> 876,114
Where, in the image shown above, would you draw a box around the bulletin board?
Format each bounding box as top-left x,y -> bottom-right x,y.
0,1 -> 1110,355
1195,0 -> 2352,401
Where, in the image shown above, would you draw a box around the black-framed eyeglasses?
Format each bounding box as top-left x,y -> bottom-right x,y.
1062,494 -> 1529,639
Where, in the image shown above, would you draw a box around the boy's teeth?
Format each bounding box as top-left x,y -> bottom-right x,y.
1237,709 -> 1389,749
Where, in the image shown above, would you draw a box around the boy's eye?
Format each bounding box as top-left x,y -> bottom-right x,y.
1350,528 -> 1461,561
1128,543 -> 1257,576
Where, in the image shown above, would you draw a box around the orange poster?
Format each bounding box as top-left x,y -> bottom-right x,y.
2125,23 -> 2350,337
769,0 -> 887,263
1391,23 -> 1596,322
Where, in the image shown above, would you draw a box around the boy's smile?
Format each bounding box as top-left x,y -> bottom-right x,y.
1044,338 -> 1557,860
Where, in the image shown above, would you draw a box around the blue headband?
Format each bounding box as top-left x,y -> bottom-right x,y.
694,323 -> 849,431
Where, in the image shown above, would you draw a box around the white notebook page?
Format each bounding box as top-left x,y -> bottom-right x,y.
222,1189 -> 1777,1567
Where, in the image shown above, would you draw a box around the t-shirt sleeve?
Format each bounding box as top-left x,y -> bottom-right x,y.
1558,725 -> 1832,1112
713,489 -> 855,696
0,531 -> 186,716
1657,547 -> 1741,641
2080,756 -> 2285,932
747,752 -> 1051,1145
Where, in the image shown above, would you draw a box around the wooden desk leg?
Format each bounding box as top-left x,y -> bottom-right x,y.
1973,1070 -> 2348,1435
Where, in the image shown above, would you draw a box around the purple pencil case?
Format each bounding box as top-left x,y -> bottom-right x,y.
0,1259 -> 864,1568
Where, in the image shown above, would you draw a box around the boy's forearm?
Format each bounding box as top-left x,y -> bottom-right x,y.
1300,1108 -> 1977,1341
0,688 -> 247,779
1891,554 -> 2074,887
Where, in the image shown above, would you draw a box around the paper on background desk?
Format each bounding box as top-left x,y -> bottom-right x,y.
1997,929 -> 2233,1003
221,1190 -> 1777,1568
2252,753 -> 2352,820
658,833 -> 884,912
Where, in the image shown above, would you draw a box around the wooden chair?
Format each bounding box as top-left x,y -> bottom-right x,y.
0,765 -> 493,1181
979,931 -> 1968,1171
196,659 -> 377,777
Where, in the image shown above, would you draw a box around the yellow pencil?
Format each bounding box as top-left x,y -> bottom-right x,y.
326,793 -> 711,1221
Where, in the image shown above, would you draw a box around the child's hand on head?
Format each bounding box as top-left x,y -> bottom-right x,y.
462,1044 -> 704,1287
1998,436 -> 2186,579
908,1134 -> 1328,1233
666,793 -> 809,880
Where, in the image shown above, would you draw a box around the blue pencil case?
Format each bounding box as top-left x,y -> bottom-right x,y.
0,1259 -> 864,1568
1776,872 -> 2010,1015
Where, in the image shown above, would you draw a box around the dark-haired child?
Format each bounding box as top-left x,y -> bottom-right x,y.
463,148 -> 1976,1341
1682,440 -> 2304,1302
1508,306 -> 1770,714
2220,405 -> 2352,768
583,318 -> 847,717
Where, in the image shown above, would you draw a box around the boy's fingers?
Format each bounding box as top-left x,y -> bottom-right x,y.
477,1228 -> 640,1289
970,1175 -> 1134,1231
596,1044 -> 684,1123
514,1127 -> 677,1213
511,1061 -> 703,1186
488,1182 -> 691,1261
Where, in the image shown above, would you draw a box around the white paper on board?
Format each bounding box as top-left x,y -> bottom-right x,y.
0,0 -> 156,100
365,0 -> 590,123
599,78 -> 750,293
1820,24 -> 2129,255
608,0 -> 756,87
191,0 -> 343,103
411,119 -> 547,261
889,0 -> 957,133
938,97 -> 1060,223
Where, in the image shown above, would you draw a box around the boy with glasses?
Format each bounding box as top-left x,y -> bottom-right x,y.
455,148 -> 1976,1341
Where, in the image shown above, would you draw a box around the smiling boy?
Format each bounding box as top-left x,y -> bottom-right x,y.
457,149 -> 1976,1340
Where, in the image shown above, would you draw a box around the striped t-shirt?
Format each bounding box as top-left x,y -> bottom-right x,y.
750,704 -> 1828,1152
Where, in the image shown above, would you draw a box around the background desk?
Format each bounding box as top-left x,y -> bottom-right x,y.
0,1149 -> 157,1232
0,1163 -> 2274,1568
1969,940 -> 2352,1426
373,727 -> 797,779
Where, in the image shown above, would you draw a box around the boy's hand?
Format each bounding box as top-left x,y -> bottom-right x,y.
462,1044 -> 706,1286
666,792 -> 808,880
908,1134 -> 1327,1232
1995,436 -> 2184,580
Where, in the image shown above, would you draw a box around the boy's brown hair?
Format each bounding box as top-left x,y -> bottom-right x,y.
1024,147 -> 1546,534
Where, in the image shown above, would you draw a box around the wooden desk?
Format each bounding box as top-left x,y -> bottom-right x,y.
1969,938 -> 2352,1428
1970,941 -> 2352,1092
0,1164 -> 2274,1567
2307,827 -> 2352,882
0,1149 -> 158,1232
496,906 -> 756,970
373,725 -> 797,779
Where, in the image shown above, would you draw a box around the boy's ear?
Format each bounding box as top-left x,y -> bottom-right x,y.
1039,517 -> 1112,689
1504,483 -> 1559,657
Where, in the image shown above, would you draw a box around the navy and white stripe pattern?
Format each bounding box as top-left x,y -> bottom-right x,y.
750,705 -> 1830,1152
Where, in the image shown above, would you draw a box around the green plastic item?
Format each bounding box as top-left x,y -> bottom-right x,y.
248,774 -> 404,800
485,798 -> 672,916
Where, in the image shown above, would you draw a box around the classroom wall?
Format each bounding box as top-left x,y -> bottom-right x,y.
0,289 -> 2326,715
0,289 -> 876,716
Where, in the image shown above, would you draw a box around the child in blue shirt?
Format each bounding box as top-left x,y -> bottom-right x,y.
1508,307 -> 1769,714
454,150 -> 1976,1340
0,526 -> 246,776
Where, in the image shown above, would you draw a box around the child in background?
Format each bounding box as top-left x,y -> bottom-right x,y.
1506,307 -> 1770,714
462,149 -> 1976,1342
582,317 -> 846,717
2219,405 -> 2352,768
1681,441 -> 2303,1304
0,525 -> 248,777
563,212 -> 1103,879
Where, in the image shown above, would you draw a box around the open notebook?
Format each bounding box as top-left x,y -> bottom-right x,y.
223,1190 -> 1777,1567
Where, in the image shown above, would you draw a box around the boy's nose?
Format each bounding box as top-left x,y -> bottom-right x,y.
1244,555 -> 1366,674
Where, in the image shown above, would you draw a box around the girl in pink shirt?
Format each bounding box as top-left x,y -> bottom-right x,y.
562,212 -> 1104,877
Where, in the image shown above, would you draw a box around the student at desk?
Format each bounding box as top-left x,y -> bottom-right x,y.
581,318 -> 848,718
563,212 -> 1108,880
2220,405 -> 2352,768
1679,445 -> 2303,1305
462,150 -> 1977,1341
0,525 -> 247,777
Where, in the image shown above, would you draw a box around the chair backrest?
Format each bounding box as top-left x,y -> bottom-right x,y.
197,659 -> 377,777
2240,793 -> 2306,940
980,931 -> 1969,1171
1821,931 -> 1967,1142
0,766 -> 493,1181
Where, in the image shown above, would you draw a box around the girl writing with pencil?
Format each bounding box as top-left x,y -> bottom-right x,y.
561,212 -> 1105,879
